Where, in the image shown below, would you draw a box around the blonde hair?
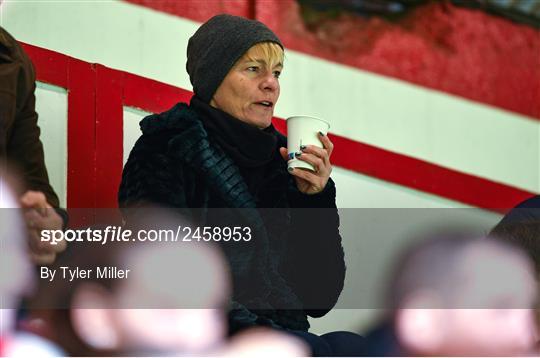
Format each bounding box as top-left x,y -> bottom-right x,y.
241,42 -> 284,68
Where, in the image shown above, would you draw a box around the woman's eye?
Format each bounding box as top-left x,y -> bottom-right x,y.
247,66 -> 259,72
273,70 -> 281,78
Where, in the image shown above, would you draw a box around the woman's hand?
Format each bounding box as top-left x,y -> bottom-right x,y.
279,132 -> 334,195
20,190 -> 66,265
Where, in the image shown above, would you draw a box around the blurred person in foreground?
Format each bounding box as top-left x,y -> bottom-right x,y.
27,210 -> 229,356
0,18 -> 66,264
0,175 -> 64,356
490,195 -> 540,347
361,233 -> 539,356
119,14 -> 363,356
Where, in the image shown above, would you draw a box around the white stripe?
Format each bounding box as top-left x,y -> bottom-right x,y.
123,107 -> 148,166
36,83 -> 68,208
3,0 -> 538,193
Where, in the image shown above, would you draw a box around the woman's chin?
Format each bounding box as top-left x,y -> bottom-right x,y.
257,118 -> 273,129
244,115 -> 272,129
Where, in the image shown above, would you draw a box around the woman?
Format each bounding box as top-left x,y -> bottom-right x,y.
119,14 -> 363,356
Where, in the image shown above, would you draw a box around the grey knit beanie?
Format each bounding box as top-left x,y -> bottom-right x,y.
186,14 -> 283,103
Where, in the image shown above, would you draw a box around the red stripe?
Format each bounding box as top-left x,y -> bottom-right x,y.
21,43 -> 68,87
95,65 -> 124,209
123,72 -> 193,114
23,43 -> 536,212
66,59 -> 96,210
327,134 -> 533,211
125,0 -> 540,120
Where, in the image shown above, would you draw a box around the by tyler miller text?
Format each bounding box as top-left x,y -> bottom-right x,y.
41,266 -> 130,282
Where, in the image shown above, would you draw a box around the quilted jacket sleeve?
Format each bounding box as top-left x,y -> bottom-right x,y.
118,133 -> 188,209
283,178 -> 346,318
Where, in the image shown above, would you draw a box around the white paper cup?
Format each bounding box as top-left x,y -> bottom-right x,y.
286,115 -> 330,172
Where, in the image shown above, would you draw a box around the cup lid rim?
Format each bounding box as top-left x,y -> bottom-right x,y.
285,115 -> 330,127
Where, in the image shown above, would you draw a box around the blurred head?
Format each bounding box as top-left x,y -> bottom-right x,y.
186,14 -> 284,128
0,175 -> 33,332
223,328 -> 309,357
72,242 -> 229,355
29,211 -> 231,356
390,233 -> 538,356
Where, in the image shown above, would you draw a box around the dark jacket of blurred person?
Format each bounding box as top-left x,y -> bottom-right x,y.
0,26 -> 66,265
0,26 -> 60,207
490,195 -> 540,276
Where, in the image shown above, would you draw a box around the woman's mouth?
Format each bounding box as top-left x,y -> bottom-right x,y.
255,101 -> 273,108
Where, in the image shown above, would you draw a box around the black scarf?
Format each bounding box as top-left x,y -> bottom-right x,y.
190,96 -> 276,166
190,96 -> 283,200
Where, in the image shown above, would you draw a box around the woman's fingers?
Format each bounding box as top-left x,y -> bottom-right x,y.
318,132 -> 334,156
20,190 -> 50,210
300,145 -> 327,159
24,208 -> 66,254
288,166 -> 319,184
295,152 -> 325,173
279,147 -> 289,161
300,141 -> 332,166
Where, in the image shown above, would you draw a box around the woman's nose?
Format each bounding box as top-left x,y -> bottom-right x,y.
260,73 -> 279,92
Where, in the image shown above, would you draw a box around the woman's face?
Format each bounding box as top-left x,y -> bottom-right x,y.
210,47 -> 283,129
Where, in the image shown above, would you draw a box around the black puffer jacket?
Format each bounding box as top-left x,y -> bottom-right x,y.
118,102 -> 345,333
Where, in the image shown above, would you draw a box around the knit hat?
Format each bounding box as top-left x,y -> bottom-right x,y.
186,14 -> 283,103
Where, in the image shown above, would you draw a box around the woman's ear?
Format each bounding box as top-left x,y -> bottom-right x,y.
395,292 -> 446,355
70,283 -> 120,351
